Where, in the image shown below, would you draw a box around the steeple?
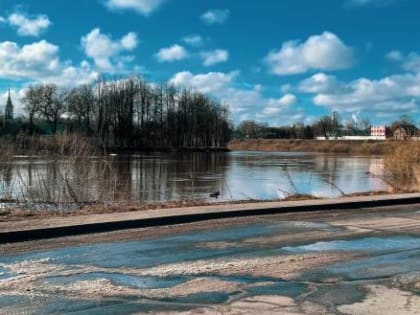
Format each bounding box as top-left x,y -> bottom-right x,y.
5,88 -> 14,124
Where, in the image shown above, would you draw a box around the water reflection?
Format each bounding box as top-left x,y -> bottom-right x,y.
0,151 -> 387,204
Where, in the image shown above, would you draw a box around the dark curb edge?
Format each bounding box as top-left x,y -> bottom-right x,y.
2,196 -> 420,244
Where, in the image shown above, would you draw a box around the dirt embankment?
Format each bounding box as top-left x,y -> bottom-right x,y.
228,139 -> 397,155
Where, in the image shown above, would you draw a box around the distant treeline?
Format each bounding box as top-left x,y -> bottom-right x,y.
0,76 -> 232,150
232,114 -> 419,140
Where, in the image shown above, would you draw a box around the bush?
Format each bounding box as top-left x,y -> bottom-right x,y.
384,141 -> 420,191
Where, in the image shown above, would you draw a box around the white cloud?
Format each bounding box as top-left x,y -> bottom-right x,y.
403,54 -> 420,73
309,73 -> 420,115
81,28 -> 138,71
182,34 -> 203,46
200,49 -> 229,66
169,71 -> 237,94
262,94 -> 297,116
7,13 -> 51,37
0,40 -> 59,79
155,44 -> 188,62
265,32 -> 354,75
298,72 -> 341,93
0,40 -> 98,86
345,0 -> 397,7
0,16 -> 5,23
105,0 -> 165,15
121,32 -> 138,50
169,71 -> 304,125
279,94 -> 297,106
386,51 -> 420,73
201,9 -> 230,25
385,50 -> 403,61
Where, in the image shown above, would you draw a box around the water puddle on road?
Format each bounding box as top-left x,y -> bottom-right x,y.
1,221 -> 420,314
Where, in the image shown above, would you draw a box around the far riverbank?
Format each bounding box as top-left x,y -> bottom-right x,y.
228,139 -> 399,155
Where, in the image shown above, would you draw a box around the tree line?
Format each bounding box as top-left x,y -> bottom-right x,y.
233,114 -> 419,140
1,76 -> 232,150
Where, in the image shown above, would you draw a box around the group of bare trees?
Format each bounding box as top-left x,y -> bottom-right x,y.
234,114 -> 374,140
20,76 -> 232,150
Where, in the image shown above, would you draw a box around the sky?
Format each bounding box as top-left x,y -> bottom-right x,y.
1,0 -> 420,126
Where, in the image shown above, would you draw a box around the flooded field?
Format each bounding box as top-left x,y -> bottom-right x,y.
0,151 -> 387,205
1,206 -> 419,314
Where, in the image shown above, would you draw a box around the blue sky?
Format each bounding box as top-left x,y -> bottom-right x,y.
1,0 -> 420,126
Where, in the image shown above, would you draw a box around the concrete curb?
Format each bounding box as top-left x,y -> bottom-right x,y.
2,193 -> 420,244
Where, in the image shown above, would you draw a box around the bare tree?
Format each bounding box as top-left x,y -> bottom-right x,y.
22,85 -> 42,135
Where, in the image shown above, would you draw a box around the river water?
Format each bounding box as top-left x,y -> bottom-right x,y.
0,151 -> 387,204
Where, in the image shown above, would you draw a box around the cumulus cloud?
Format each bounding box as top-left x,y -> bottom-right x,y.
265,32 -> 354,75
6,13 -> 51,37
386,51 -> 420,73
279,94 -> 297,106
182,34 -> 203,46
307,73 -> 420,115
385,50 -> 403,61
201,9 -> 230,25
345,0 -> 398,7
261,94 -> 297,116
0,40 -> 98,86
298,73 -> 342,93
155,44 -> 188,62
169,71 -> 237,94
0,40 -> 58,79
169,71 -> 304,125
81,28 -> 138,71
200,49 -> 229,66
105,0 -> 165,15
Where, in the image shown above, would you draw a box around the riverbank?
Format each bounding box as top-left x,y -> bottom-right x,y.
0,134 -> 229,157
228,139 -> 397,154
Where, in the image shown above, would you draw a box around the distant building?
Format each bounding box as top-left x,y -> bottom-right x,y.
393,127 -> 409,141
4,89 -> 14,125
371,126 -> 386,137
316,125 -> 387,141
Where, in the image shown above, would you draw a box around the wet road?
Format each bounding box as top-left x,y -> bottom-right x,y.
1,206 -> 420,314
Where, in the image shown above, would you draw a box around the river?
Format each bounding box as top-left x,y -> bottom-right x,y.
0,151 -> 387,205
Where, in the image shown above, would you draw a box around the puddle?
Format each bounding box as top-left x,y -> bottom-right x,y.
0,266 -> 14,280
1,296 -> 193,315
2,222 -> 420,314
325,249 -> 420,281
282,236 -> 420,254
1,221 -> 338,270
45,273 -> 189,289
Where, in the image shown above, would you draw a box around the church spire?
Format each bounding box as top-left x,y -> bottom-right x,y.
5,87 -> 14,124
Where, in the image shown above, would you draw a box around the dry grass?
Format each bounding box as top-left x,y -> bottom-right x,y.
228,139 -> 396,155
0,189 -> 406,222
384,141 -> 420,191
0,196 -> 324,221
0,134 -> 121,208
5,134 -> 99,156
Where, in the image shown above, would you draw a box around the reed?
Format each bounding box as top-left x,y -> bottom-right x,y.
0,134 -> 120,210
384,141 -> 420,192
228,139 -> 395,155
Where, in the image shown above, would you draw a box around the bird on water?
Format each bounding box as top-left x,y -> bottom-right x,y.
210,191 -> 220,199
